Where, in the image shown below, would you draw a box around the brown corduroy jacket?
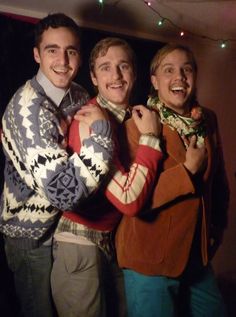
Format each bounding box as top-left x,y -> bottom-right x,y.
115,108 -> 229,277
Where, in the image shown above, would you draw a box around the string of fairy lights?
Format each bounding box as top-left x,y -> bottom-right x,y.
97,0 -> 236,49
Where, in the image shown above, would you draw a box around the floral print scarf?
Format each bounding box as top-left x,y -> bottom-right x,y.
147,96 -> 206,148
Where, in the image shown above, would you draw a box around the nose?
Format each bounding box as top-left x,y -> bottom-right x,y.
112,66 -> 122,79
59,50 -> 69,65
176,68 -> 186,80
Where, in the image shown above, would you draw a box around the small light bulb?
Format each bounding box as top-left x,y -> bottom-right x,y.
220,41 -> 226,48
157,18 -> 164,27
180,31 -> 185,37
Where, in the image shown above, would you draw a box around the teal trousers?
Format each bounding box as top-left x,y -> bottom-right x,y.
123,265 -> 227,317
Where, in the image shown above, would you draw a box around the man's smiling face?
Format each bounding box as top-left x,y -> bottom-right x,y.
90,45 -> 135,108
33,26 -> 80,89
151,49 -> 196,115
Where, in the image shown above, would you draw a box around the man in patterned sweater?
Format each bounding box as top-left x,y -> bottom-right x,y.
0,14 -> 113,317
51,37 -> 163,317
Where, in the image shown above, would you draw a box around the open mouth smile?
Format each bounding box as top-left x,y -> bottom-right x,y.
109,82 -> 125,89
52,67 -> 70,75
171,86 -> 187,95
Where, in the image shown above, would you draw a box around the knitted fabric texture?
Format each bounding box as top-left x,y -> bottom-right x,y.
0,77 -> 113,245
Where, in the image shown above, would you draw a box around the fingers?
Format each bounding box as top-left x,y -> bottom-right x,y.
184,136 -> 207,175
188,135 -> 197,148
132,105 -> 152,117
131,105 -> 160,136
132,109 -> 142,121
74,104 -> 107,126
77,104 -> 100,115
74,104 -> 93,120
188,135 -> 206,150
132,105 -> 146,112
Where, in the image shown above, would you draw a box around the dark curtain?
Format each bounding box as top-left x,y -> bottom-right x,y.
0,13 -> 164,117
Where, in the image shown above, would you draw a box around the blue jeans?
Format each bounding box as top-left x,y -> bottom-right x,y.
123,265 -> 227,317
4,237 -> 55,317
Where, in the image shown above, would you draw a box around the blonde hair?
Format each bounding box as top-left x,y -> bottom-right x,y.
150,44 -> 197,99
150,44 -> 197,76
89,37 -> 136,76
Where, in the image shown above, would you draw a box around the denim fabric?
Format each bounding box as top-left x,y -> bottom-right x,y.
123,265 -> 227,317
4,238 -> 55,317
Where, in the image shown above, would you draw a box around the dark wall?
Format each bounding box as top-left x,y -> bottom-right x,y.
0,13 -> 158,194
0,14 -> 164,316
0,15 -> 36,118
0,13 -> 164,118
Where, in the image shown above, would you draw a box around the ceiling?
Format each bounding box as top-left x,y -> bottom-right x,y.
0,0 -> 236,48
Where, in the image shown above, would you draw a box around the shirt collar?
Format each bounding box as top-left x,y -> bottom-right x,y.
96,94 -> 131,123
36,69 -> 70,106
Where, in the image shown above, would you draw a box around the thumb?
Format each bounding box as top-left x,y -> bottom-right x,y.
132,108 -> 142,120
188,135 -> 197,148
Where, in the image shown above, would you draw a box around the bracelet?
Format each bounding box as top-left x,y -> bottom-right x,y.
142,132 -> 157,137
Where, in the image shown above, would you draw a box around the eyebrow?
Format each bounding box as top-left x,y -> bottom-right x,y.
44,44 -> 79,51
97,60 -> 130,69
161,62 -> 192,68
97,62 -> 110,69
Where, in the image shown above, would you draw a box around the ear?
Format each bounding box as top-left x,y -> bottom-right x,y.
90,71 -> 98,86
151,75 -> 159,90
33,47 -> 41,64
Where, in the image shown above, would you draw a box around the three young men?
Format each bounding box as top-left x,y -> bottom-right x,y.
1,12 -> 229,317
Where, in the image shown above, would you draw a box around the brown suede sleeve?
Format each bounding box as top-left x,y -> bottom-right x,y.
125,118 -> 195,210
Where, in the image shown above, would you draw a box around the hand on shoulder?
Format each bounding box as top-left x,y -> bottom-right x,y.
74,104 -> 108,126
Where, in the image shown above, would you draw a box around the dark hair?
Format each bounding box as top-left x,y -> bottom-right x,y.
34,13 -> 80,48
89,37 -> 136,77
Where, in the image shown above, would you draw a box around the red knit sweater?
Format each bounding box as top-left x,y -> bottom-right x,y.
62,99 -> 163,231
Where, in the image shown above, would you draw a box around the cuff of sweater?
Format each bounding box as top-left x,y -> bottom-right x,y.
91,119 -> 112,138
139,134 -> 162,152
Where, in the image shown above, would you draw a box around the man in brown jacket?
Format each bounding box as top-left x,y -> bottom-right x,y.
116,44 -> 229,317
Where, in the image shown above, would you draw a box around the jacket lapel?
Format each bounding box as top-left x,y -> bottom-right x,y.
163,125 -> 186,163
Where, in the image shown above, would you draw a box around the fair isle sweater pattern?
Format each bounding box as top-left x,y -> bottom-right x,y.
57,98 -> 163,235
0,77 -> 113,241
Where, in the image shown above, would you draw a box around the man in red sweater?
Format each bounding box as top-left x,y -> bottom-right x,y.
51,37 -> 163,317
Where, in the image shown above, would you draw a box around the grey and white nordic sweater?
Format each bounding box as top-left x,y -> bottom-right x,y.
0,76 -> 113,247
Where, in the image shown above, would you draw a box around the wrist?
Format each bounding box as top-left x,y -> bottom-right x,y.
91,120 -> 112,138
184,162 -> 195,175
141,132 -> 158,137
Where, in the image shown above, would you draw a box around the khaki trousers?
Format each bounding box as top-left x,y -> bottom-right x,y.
51,241 -> 127,317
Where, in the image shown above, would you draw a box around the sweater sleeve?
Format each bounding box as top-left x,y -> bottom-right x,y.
68,116 -> 163,217
122,118 -> 196,210
105,142 -> 162,216
2,82 -> 113,211
105,132 -> 163,217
